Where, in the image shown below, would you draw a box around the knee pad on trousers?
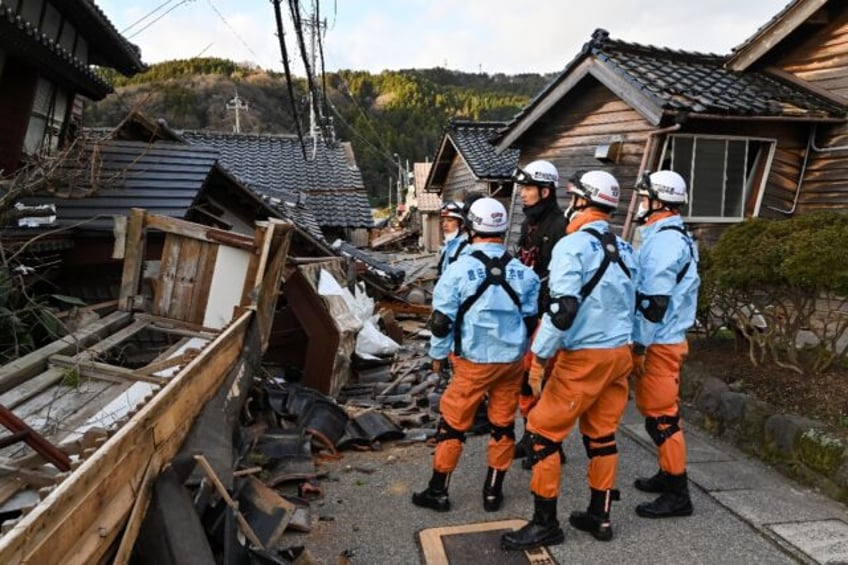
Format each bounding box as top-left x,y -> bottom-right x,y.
527,433 -> 565,467
645,414 -> 681,447
435,419 -> 467,444
490,422 -> 515,442
581,433 -> 618,458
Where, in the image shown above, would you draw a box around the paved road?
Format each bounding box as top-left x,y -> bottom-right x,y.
286,402 -> 848,564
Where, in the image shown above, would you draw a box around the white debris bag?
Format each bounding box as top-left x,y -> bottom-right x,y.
356,315 -> 400,357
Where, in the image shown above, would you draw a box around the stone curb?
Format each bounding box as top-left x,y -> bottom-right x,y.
681,360 -> 848,504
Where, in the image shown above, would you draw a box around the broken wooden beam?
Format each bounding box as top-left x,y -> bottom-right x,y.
0,405 -> 70,472
48,355 -> 169,386
0,311 -> 132,394
193,454 -> 264,549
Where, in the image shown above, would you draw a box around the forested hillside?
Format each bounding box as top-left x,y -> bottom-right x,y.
88,58 -> 554,206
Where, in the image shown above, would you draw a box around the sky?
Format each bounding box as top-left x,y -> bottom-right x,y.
97,0 -> 792,76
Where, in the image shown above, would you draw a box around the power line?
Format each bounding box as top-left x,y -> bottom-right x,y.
120,0 -> 173,33
336,77 -> 394,158
326,98 -> 398,171
126,0 -> 194,40
205,0 -> 261,61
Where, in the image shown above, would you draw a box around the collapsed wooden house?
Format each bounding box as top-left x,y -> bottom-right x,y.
0,209 -> 292,563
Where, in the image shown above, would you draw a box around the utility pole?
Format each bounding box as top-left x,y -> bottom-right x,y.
226,88 -> 248,133
303,10 -> 328,139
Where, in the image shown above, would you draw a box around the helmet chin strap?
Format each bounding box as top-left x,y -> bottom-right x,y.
565,196 -> 590,223
635,198 -> 665,224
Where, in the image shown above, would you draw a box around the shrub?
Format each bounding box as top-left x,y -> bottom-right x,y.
702,211 -> 848,373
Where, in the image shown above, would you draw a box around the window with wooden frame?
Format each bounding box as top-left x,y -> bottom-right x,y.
659,134 -> 776,222
22,77 -> 70,156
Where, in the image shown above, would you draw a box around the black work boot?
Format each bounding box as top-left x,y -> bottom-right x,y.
501,495 -> 565,550
412,471 -> 451,512
634,469 -> 670,493
483,467 -> 506,512
569,488 -> 620,541
635,472 -> 693,518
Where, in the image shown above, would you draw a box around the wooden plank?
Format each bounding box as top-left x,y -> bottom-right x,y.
118,209 -> 147,311
376,300 -> 432,317
0,311 -> 252,564
153,233 -> 181,318
41,428 -> 156,565
170,237 -> 203,321
194,454 -> 263,548
187,241 -> 218,325
255,225 -> 292,350
0,367 -> 65,410
137,348 -> 200,376
145,214 -> 256,251
134,313 -> 219,337
0,465 -> 59,489
0,311 -> 131,394
111,457 -> 155,565
84,319 -> 150,357
49,355 -> 169,387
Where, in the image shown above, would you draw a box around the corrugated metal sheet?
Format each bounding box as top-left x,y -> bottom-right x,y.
24,140 -> 218,230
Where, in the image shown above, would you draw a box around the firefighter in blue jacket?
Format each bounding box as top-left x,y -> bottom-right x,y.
631,170 -> 700,519
502,170 -> 637,550
412,197 -> 540,513
437,201 -> 467,277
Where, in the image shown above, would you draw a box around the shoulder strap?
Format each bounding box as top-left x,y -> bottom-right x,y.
658,225 -> 694,284
449,239 -> 469,264
453,251 -> 521,356
579,228 -> 631,300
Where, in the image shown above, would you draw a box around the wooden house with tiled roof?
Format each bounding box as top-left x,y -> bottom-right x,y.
726,0 -> 848,218
495,19 -> 848,245
412,161 -> 441,251
425,119 -> 521,211
0,0 -> 144,175
181,131 -> 373,245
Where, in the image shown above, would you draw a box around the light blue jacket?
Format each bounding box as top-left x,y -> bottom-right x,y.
438,233 -> 470,275
633,215 -> 700,346
532,220 -> 637,358
430,241 -> 540,364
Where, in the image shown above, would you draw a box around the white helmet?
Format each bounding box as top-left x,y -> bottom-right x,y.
567,170 -> 620,209
440,200 -> 464,220
638,170 -> 688,205
467,197 -> 508,234
512,160 -> 559,189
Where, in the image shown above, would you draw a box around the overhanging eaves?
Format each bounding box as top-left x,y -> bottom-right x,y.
495,57 -> 666,152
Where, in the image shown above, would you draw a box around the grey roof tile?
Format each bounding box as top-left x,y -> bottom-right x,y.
446,120 -> 520,178
500,28 -> 845,138
589,30 -> 844,117
180,131 -> 373,228
0,4 -> 112,98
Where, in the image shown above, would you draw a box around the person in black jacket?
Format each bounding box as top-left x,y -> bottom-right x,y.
512,159 -> 567,467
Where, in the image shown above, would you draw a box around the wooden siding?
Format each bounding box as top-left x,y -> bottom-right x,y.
769,8 -> 848,213
776,10 -> 848,98
505,80 -> 654,247
443,157 -> 486,202
503,77 -> 826,248
801,123 -> 848,212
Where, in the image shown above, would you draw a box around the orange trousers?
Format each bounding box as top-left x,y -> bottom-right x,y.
527,346 -> 631,499
634,341 -> 689,475
433,357 -> 523,473
518,323 -> 547,417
